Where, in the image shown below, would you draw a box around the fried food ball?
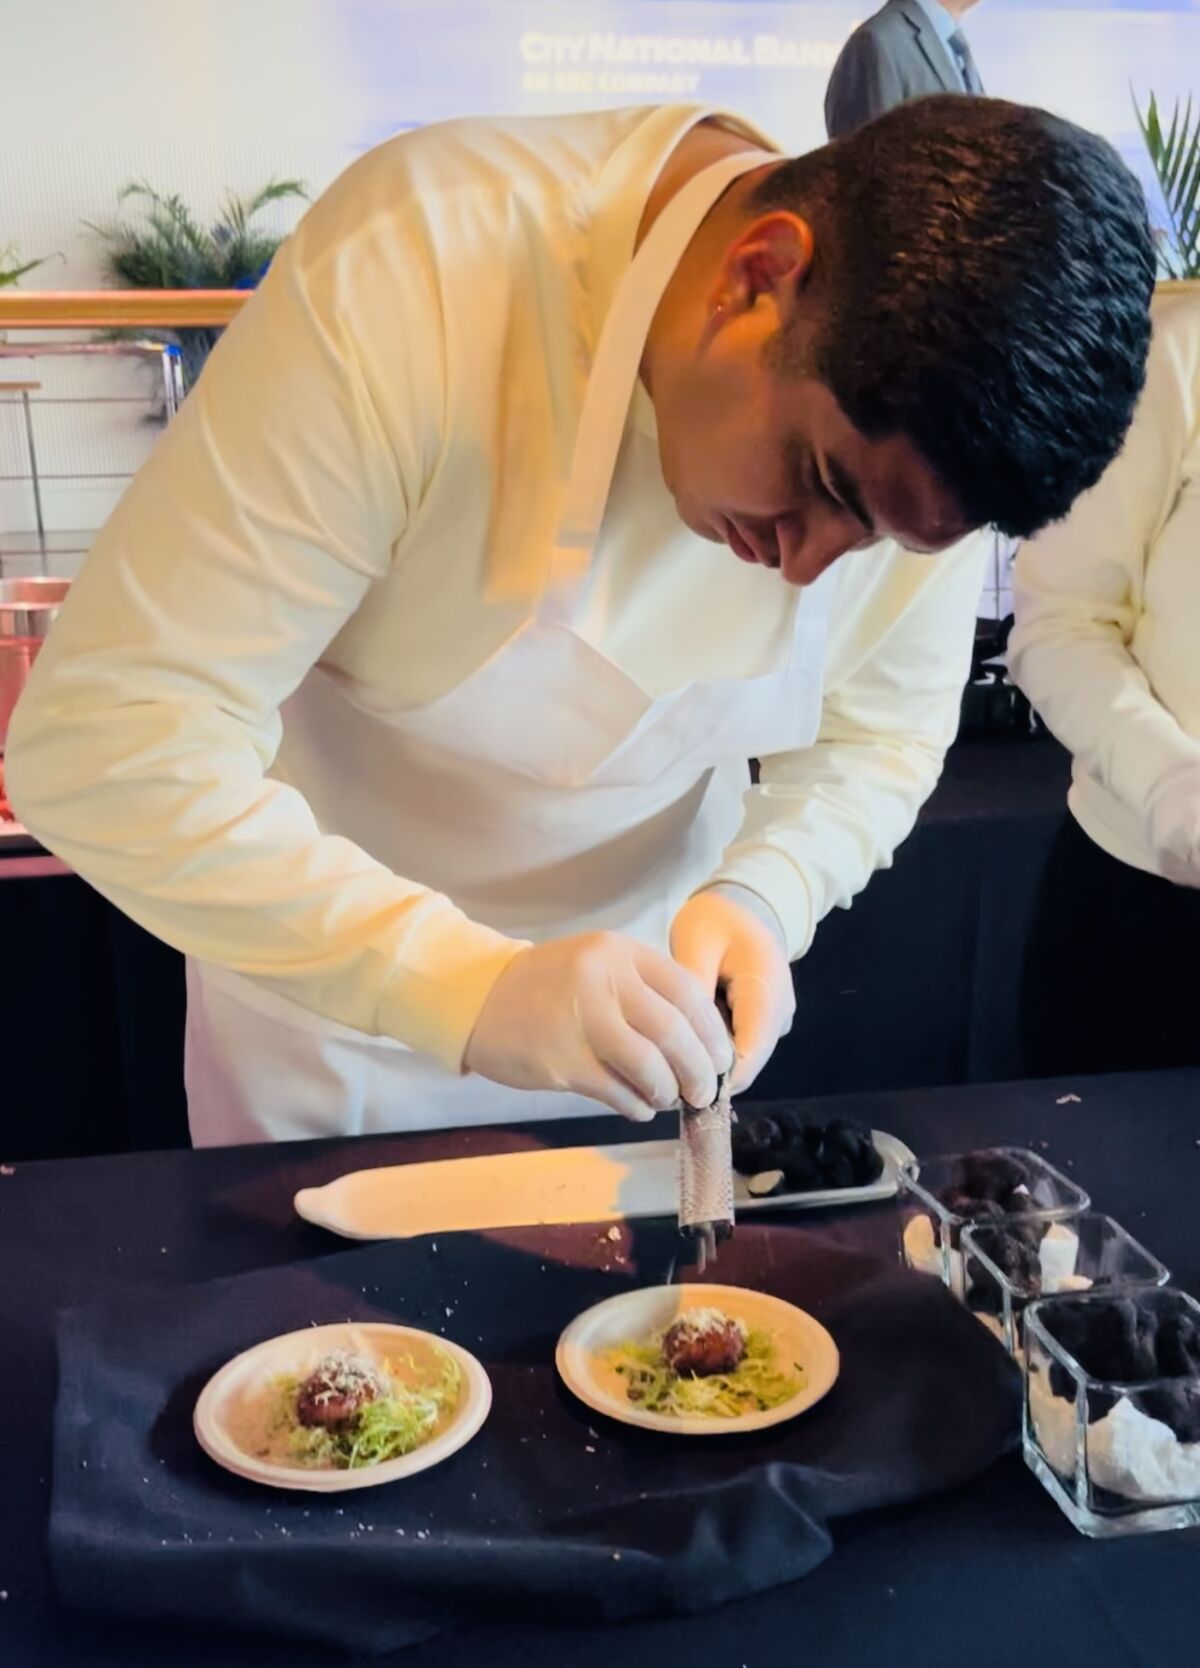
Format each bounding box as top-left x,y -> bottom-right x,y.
662,1309 -> 748,1377
296,1351 -> 386,1430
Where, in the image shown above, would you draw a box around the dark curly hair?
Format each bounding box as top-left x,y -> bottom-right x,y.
753,96 -> 1156,539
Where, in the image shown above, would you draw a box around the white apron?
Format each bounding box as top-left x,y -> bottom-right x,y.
185,148 -> 835,1145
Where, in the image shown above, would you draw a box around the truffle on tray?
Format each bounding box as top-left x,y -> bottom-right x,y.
731,1110 -> 884,1195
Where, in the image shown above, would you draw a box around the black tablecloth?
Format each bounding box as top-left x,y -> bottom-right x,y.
50,1240 -> 1016,1653
2,1067 -> 1197,1667
0,736 -> 1071,1161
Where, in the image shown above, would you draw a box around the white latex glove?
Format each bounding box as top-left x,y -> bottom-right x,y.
462,931 -> 734,1122
1146,762 -> 1200,888
670,884 -> 795,1094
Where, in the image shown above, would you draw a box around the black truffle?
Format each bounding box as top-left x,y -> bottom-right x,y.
1141,1383 -> 1200,1445
779,1145 -> 823,1191
731,1109 -> 883,1193
1154,1310 -> 1200,1379
1042,1295 -> 1200,1438
959,1151 -> 1029,1205
730,1116 -> 782,1174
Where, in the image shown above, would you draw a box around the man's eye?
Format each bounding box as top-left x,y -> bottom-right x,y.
812,464 -> 842,512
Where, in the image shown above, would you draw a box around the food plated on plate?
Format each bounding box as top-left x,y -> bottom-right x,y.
234,1345 -> 463,1471
557,1283 -> 839,1436
607,1305 -> 805,1420
193,1322 -> 492,1492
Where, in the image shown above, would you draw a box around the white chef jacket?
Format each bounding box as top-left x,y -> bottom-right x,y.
1010,289 -> 1200,881
8,104 -> 987,1076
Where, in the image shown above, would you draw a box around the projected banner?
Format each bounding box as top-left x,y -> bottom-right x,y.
342,0 -> 1199,211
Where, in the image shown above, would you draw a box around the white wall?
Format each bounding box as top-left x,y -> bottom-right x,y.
1,0 -> 355,289
1,0 -> 360,551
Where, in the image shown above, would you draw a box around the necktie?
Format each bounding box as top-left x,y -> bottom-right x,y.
948,29 -> 984,95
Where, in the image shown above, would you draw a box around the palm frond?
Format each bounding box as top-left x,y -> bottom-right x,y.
13,174 -> 304,384
0,244 -> 60,288
85,174 -> 306,386
238,178 -> 309,220
1133,88 -> 1200,279
0,254 -> 46,288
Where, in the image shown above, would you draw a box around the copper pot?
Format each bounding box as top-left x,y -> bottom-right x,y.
0,577 -> 71,752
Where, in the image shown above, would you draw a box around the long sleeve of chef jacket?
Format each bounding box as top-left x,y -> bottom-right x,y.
705,533 -> 987,959
7,107 -> 987,1065
7,200 -> 530,1072
1009,292 -> 1200,881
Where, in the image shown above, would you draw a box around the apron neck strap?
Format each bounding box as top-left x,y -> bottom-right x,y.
544,146 -> 777,615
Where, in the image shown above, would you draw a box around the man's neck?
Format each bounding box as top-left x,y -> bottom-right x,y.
636,121 -> 770,251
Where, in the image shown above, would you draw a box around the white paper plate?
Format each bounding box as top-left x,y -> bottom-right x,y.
555,1283 -> 839,1437
193,1321 -> 491,1492
294,1131 -> 914,1242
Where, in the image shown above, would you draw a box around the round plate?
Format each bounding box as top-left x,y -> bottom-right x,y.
193,1321 -> 491,1492
555,1283 -> 839,1437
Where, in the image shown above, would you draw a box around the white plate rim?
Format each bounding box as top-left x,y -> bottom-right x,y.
555,1282 -> 840,1437
193,1321 -> 492,1492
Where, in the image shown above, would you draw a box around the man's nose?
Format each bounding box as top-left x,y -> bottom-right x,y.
776,516 -> 861,586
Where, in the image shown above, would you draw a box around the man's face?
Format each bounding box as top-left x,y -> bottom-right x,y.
650,338 -> 973,588
645,206 -> 974,585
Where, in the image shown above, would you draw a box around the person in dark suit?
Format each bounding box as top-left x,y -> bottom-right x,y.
826,0 -> 985,138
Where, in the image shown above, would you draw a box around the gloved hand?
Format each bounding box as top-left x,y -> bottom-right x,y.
670,884 -> 795,1094
463,931 -> 734,1122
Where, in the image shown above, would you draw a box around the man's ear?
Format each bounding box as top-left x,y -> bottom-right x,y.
707,213 -> 815,320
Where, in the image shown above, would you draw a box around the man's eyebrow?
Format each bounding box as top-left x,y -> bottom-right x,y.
826,454 -> 875,534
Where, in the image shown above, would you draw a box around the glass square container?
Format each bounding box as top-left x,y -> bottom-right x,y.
1025,1287 -> 1200,1537
899,1147 -> 1089,1298
962,1212 -> 1170,1357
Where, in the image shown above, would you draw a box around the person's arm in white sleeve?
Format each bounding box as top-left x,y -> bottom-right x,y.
698,531 -> 989,964
7,213 -> 733,1118
1008,305 -> 1200,877
6,217 -> 526,1071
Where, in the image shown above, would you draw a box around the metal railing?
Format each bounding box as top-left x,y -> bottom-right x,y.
0,291 -> 248,578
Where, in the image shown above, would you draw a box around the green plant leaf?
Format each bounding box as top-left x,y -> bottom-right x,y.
1168,102 -> 1200,273
0,246 -> 61,288
88,174 -> 304,293
1162,100 -> 1185,195
0,255 -> 44,287
84,174 -> 307,385
240,178 -> 309,218
1133,87 -> 1200,279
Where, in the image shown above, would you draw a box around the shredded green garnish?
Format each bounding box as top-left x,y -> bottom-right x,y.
608,1328 -> 803,1419
270,1350 -> 462,1469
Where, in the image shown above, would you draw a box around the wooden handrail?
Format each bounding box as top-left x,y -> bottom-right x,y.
0,289 -> 249,330
2,278 -> 1196,333
0,278 -> 1194,335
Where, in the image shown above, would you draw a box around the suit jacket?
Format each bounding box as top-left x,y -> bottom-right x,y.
825,0 -> 968,138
